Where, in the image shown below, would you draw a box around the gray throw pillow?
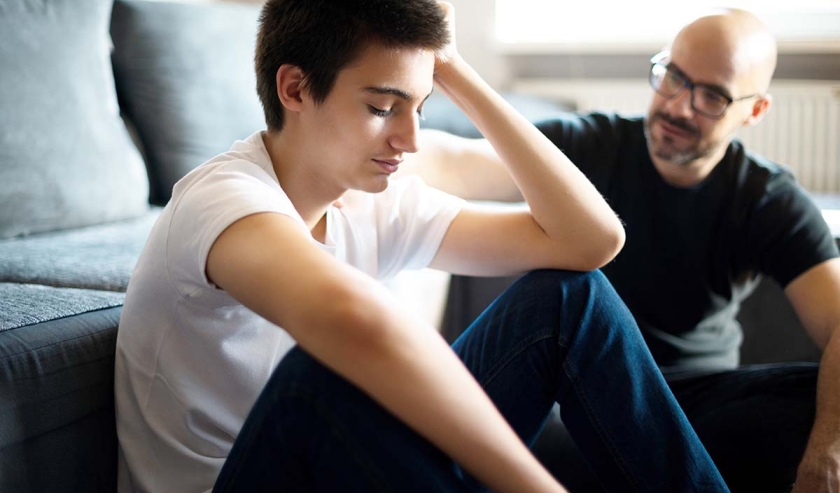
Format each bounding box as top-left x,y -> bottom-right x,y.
0,0 -> 150,239
111,0 -> 265,205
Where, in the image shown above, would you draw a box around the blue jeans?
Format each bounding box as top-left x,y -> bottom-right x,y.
212,270 -> 729,492
533,364 -> 818,493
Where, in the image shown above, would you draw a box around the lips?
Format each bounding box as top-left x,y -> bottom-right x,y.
659,120 -> 693,139
375,158 -> 403,166
372,158 -> 402,174
653,113 -> 698,140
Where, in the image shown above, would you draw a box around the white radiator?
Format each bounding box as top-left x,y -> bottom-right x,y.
511,79 -> 840,192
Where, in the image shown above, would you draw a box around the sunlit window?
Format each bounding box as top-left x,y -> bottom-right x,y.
496,1 -> 840,52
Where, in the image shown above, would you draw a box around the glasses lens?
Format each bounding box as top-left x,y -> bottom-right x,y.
692,86 -> 729,117
649,55 -> 735,118
650,64 -> 683,98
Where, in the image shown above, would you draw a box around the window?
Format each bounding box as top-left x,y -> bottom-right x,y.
495,1 -> 840,53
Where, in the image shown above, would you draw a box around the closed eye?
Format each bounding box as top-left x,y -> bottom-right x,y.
369,104 -> 425,121
368,105 -> 392,117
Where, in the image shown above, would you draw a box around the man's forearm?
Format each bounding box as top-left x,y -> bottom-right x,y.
795,327 -> 840,491
399,130 -> 524,202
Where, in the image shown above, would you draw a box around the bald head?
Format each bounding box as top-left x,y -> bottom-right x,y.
671,9 -> 777,94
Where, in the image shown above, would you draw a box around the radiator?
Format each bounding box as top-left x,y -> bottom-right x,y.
511,79 -> 840,192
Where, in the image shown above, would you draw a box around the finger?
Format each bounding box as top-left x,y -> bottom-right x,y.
434,1 -> 457,64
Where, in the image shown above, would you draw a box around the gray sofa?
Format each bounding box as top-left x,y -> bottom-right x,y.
0,0 -> 825,492
0,0 -> 269,490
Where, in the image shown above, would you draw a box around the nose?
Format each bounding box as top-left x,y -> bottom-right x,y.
389,112 -> 421,154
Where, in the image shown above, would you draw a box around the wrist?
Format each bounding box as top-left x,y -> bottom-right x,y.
796,457 -> 840,490
798,440 -> 840,479
433,53 -> 470,92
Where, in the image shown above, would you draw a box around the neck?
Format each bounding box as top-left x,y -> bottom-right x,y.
261,129 -> 344,233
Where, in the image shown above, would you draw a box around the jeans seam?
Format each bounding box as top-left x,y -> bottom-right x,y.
475,330 -> 555,389
218,386 -> 392,493
562,362 -> 643,493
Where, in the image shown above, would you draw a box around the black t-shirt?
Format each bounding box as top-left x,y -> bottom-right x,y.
537,113 -> 839,369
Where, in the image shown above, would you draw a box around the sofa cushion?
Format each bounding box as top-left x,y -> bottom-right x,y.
111,0 -> 265,205
421,92 -> 572,138
0,296 -> 122,492
0,283 -> 124,332
0,0 -> 149,239
0,208 -> 160,292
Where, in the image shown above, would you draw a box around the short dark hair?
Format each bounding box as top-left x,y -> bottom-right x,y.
255,0 -> 449,131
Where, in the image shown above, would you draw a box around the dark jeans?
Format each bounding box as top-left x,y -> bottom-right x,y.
533,363 -> 818,493
213,270 -> 729,492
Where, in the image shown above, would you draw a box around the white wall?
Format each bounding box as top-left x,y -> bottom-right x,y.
205,0 -> 512,88
448,0 -> 511,89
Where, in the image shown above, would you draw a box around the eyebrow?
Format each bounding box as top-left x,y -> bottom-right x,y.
363,86 -> 434,103
667,62 -> 733,99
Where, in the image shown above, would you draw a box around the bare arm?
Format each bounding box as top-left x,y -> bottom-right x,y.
784,258 -> 840,493
425,7 -> 623,276
207,212 -> 566,493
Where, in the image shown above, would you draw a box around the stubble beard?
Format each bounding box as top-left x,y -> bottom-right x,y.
644,111 -> 717,167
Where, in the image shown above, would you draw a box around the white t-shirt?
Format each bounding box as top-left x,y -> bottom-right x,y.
115,131 -> 465,493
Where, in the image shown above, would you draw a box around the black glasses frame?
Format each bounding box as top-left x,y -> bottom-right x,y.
649,51 -> 761,119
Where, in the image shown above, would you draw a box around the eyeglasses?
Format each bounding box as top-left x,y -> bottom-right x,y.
649,51 -> 761,119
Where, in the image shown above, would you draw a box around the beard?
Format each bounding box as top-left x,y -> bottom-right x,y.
644,111 -> 717,166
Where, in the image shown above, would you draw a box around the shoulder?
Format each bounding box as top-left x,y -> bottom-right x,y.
535,112 -> 647,158
726,142 -> 838,284
169,133 -> 290,217
727,141 -> 799,205
536,111 -> 639,135
166,146 -> 302,248
172,133 -> 280,202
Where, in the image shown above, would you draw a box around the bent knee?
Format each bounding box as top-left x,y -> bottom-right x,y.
517,268 -> 611,294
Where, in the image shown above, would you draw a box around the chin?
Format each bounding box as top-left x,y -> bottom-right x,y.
356,176 -> 390,194
651,139 -> 698,166
646,128 -> 698,167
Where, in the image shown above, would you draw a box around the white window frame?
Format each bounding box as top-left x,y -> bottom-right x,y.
495,1 -> 840,54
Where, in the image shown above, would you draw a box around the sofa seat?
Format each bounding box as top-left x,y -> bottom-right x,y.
0,209 -> 161,292
0,284 -> 123,492
0,209 -> 160,492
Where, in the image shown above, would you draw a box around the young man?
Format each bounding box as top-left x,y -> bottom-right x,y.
114,1 -> 730,492
404,8 -> 840,493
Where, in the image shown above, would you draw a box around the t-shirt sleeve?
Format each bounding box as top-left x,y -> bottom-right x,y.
165,161 -> 305,299
747,175 -> 839,287
374,176 -> 465,280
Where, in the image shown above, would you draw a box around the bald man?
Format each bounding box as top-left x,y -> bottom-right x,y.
401,9 -> 840,493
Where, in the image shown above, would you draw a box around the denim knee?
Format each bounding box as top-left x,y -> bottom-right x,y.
503,269 -> 636,344
516,269 -> 610,293
508,269 -> 617,313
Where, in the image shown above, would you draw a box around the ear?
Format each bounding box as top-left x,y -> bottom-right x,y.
743,94 -> 772,127
275,64 -> 307,113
